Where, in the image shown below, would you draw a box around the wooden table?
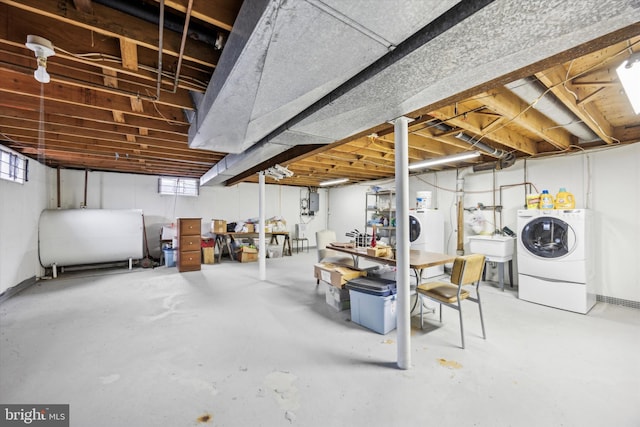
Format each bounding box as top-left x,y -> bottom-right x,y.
214,231 -> 291,262
329,244 -> 456,314
328,245 -> 455,284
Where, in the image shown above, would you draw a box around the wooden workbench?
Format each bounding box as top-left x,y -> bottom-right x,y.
213,231 -> 291,262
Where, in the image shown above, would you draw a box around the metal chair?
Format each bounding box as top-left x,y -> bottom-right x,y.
417,254 -> 486,349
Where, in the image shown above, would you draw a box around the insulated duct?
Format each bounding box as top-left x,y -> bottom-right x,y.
505,77 -> 600,143
431,122 -> 516,171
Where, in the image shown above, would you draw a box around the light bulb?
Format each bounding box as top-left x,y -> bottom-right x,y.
34,64 -> 50,84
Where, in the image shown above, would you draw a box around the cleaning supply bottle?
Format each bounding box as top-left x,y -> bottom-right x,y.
539,190 -> 555,209
371,226 -> 376,247
554,188 -> 575,209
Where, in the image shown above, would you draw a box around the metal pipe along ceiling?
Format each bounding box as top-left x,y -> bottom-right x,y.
431,122 -> 516,170
171,0 -> 194,94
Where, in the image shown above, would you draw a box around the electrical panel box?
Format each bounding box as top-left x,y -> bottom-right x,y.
309,192 -> 319,212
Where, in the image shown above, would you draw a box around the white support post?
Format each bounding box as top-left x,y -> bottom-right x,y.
52,263 -> 57,279
129,258 -> 133,270
259,172 -> 266,280
394,116 -> 411,370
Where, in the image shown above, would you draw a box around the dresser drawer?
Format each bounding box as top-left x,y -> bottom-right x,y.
178,250 -> 201,271
178,218 -> 201,235
180,235 -> 201,251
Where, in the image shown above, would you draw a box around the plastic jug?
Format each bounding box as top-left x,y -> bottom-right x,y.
539,190 -> 555,209
554,188 -> 575,209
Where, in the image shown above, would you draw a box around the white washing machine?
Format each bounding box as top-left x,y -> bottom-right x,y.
409,209 -> 444,278
516,209 -> 595,314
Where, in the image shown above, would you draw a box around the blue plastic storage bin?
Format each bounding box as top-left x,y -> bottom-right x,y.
163,248 -> 176,267
348,290 -> 397,334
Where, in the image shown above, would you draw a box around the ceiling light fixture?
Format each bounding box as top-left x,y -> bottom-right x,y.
319,178 -> 349,187
617,52 -> 640,114
408,151 -> 481,170
25,35 -> 55,84
264,164 -> 294,181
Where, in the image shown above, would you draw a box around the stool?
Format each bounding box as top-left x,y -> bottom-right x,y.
291,237 -> 309,253
481,255 -> 513,291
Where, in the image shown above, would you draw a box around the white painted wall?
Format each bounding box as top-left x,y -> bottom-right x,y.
44,169 -> 328,258
0,156 -> 48,294
328,144 -> 640,302
1,143 -> 638,303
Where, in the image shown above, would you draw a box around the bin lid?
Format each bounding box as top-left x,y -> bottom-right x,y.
346,277 -> 397,296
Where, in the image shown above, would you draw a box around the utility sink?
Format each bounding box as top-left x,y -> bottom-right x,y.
468,235 -> 515,260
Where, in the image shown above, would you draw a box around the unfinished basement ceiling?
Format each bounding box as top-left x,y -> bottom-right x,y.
1,1 -> 640,187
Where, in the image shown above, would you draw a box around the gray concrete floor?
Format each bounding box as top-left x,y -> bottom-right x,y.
1,251 -> 639,426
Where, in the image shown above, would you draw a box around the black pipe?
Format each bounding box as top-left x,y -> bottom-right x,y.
93,0 -> 223,48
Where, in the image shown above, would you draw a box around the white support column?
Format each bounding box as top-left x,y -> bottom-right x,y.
394,116 -> 411,370
259,172 -> 266,280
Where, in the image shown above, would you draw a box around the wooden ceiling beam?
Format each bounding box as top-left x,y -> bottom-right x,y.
102,67 -> 118,88
30,58 -> 194,110
0,108 -> 188,143
3,135 -> 218,165
119,38 -> 139,72
0,69 -> 188,123
411,129 -> 480,153
0,93 -> 189,134
0,126 -> 217,161
536,65 -> 615,144
480,86 -> 573,150
157,0 -> 241,32
0,10 -> 212,92
295,156 -> 395,173
0,0 -> 219,67
30,154 -> 208,178
429,106 -> 538,155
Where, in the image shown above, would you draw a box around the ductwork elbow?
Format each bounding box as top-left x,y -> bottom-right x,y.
472,152 -> 516,172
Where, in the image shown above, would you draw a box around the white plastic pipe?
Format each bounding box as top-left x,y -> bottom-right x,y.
394,116 -> 411,370
259,172 -> 266,280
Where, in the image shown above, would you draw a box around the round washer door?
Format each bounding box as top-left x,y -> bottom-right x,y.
409,215 -> 420,243
521,216 -> 576,259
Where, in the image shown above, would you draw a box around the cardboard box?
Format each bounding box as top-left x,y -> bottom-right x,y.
367,246 -> 392,257
314,263 -> 367,288
236,246 -> 258,263
211,219 -> 227,234
161,224 -> 177,240
202,247 -> 215,264
245,223 -> 255,233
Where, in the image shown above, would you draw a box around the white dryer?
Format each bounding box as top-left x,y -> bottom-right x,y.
409,209 -> 444,278
516,209 -> 595,314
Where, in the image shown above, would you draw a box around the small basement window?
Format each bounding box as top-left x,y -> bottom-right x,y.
158,177 -> 199,197
0,147 -> 28,184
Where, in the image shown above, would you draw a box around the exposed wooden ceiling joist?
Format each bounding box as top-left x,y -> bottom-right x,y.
1,2 -> 639,186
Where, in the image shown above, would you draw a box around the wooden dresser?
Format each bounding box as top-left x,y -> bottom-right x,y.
177,218 -> 201,272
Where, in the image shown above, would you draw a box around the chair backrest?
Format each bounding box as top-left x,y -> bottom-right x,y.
450,254 -> 486,286
316,229 -> 338,262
